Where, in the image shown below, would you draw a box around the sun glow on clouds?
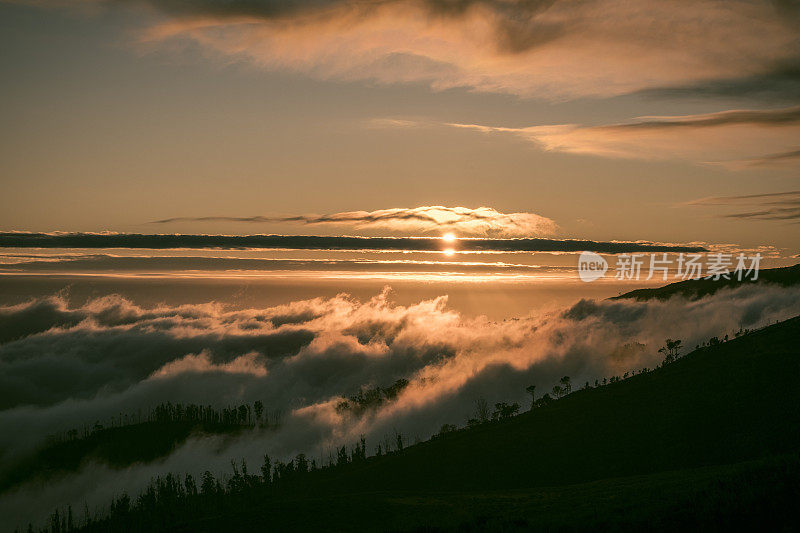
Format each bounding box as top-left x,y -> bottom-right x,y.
128,0 -> 799,99
441,232 -> 457,257
152,206 -> 558,238
151,351 -> 267,378
3,286 -> 800,526
374,107 -> 800,168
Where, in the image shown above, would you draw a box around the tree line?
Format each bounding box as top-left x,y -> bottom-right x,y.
30,330 -> 758,532
46,401 -> 283,446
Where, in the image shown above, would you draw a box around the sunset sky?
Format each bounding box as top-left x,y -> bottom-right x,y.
2,4 -> 800,528
1,0 -> 798,254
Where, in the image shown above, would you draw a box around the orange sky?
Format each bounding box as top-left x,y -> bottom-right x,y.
1,0 -> 798,255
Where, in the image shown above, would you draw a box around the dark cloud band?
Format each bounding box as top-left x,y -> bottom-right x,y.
637,61 -> 800,103
601,106 -> 800,132
687,190 -> 800,221
0,232 -> 707,254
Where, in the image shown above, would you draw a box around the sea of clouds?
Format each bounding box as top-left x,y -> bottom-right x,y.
1,283 -> 799,529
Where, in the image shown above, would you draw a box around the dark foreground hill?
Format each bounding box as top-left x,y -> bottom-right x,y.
63,315 -> 800,532
614,263 -> 800,301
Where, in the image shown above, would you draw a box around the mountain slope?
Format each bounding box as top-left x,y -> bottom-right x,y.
315,314 -> 800,492
76,314 -> 800,532
613,264 -> 800,301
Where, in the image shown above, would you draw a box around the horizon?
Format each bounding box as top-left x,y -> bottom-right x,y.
1,1 -> 799,531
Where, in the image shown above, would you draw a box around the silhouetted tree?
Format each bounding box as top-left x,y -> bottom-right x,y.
200,471 -> 217,496
261,454 -> 272,484
491,402 -> 520,420
336,445 -> 349,466
382,434 -> 392,454
334,379 -> 410,416
253,401 -> 264,426
295,453 -> 309,473
350,436 -> 367,462
658,339 -> 683,364
474,398 -> 490,423
237,405 -> 249,425
560,376 -> 572,395
525,385 -> 536,410
436,423 -> 457,437
184,474 -> 197,497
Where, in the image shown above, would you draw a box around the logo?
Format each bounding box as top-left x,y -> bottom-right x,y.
578,251 -> 608,282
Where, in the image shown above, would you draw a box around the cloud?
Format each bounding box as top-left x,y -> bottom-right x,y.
1,284 -> 800,528
396,106 -> 800,165
0,231 -> 708,254
636,59 -> 800,103
151,350 -> 268,378
0,295 -> 318,410
712,148 -> 800,169
151,206 -> 558,238
16,0 -> 800,99
0,253 -> 565,277
686,190 -> 800,222
599,107 -> 800,129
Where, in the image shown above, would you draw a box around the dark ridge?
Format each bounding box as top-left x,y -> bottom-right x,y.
0,402 -> 274,494
613,263 -> 800,301
309,315 -> 800,493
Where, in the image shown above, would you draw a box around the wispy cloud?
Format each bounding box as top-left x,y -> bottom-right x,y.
151,206 -> 558,238
598,107 -> 800,130
637,60 -> 800,103
383,107 -> 800,166
17,0 -> 800,99
711,148 -> 800,170
686,190 -> 800,221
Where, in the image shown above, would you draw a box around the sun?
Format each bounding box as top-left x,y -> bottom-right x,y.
442,232 -> 457,243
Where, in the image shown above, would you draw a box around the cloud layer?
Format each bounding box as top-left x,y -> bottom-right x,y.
687,190 -> 800,222
151,206 -> 558,238
1,284 -> 800,528
380,106 -> 800,166
0,232 -> 708,254
20,0 -> 800,99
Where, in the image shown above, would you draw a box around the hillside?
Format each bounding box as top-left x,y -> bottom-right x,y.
613,263 -> 800,301
307,314 -> 800,492
0,420 -> 251,494
69,314 -> 800,532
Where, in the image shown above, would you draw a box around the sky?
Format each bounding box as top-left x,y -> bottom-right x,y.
1,0 -> 798,254
2,4 -> 800,528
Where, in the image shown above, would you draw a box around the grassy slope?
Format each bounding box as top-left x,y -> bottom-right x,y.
613,264 -> 800,301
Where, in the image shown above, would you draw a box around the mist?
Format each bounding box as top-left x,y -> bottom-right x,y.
1,282 -> 799,529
